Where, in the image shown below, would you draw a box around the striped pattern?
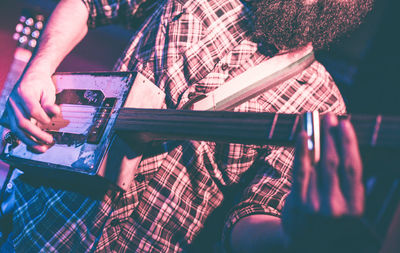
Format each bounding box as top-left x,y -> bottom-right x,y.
11,0 -> 346,252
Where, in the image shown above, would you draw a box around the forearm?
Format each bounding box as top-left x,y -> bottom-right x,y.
230,214 -> 287,253
26,0 -> 89,75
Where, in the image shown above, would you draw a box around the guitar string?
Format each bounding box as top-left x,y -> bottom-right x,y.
24,101 -> 400,122
48,110 -> 400,131
43,110 -> 400,127
5,101 -> 397,144
50,106 -> 400,122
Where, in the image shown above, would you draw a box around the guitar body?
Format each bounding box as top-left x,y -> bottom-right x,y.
1,72 -> 165,191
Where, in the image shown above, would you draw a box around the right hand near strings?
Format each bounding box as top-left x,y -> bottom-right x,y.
1,0 -> 91,154
4,69 -> 60,153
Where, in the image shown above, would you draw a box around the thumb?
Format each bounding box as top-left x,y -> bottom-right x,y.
41,89 -> 60,117
43,104 -> 61,118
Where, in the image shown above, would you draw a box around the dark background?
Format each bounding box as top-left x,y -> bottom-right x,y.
0,0 -> 399,251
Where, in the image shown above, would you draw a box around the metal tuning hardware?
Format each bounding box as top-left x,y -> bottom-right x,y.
4,132 -> 20,152
303,111 -> 320,164
13,10 -> 45,52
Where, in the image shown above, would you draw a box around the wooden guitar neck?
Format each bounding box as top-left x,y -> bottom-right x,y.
115,108 -> 400,150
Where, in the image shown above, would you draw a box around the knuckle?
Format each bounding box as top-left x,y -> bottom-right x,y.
30,107 -> 42,118
17,119 -> 29,130
341,133 -> 352,147
324,154 -> 339,171
16,86 -> 28,98
294,163 -> 311,183
342,159 -> 362,181
342,161 -> 356,178
295,166 -> 306,181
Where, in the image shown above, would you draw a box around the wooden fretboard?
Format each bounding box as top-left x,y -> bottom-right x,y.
115,108 -> 400,149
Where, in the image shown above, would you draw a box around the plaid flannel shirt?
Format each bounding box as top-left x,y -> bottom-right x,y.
10,0 -> 346,252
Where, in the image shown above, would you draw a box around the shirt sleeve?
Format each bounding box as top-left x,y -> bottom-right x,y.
81,0 -> 159,29
222,60 -> 347,250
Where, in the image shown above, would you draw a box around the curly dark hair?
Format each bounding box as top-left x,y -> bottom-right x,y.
251,0 -> 374,51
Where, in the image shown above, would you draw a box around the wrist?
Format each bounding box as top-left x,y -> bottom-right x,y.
17,66 -> 55,91
25,59 -> 55,77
